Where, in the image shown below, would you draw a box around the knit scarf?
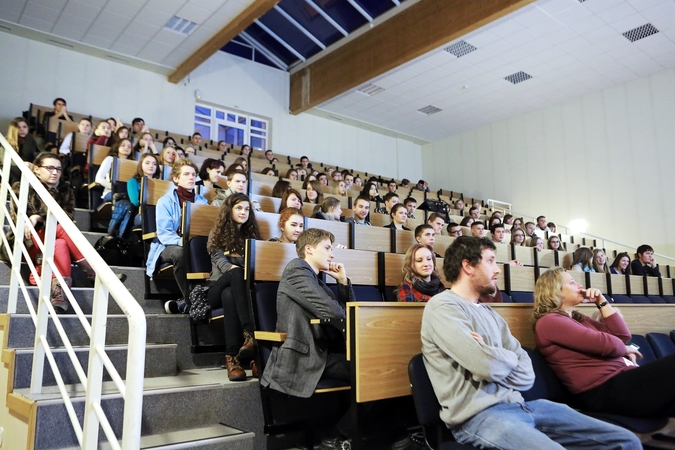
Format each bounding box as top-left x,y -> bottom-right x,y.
412,274 -> 445,297
176,186 -> 195,207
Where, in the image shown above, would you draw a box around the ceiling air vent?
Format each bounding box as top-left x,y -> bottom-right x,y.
356,83 -> 385,96
444,40 -> 477,58
164,16 -> 198,36
417,105 -> 442,116
504,71 -> 532,84
623,24 -> 659,42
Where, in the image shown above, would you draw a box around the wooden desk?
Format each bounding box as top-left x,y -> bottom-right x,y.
346,302 -> 675,407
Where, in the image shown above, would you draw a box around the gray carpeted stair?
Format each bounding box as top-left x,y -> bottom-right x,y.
18,369 -> 263,449
1,204 -> 262,449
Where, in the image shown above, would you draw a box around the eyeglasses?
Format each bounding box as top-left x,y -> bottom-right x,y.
40,165 -> 62,173
550,240 -> 560,244
449,230 -> 461,235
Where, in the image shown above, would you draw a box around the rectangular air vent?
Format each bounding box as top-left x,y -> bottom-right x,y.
164,16 -> 198,36
623,24 -> 659,42
417,105 -> 442,116
504,71 -> 532,84
48,39 -> 74,48
356,83 -> 385,96
444,40 -> 477,58
107,55 -> 130,63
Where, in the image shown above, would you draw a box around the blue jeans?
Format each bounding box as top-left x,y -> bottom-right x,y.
452,399 -> 641,450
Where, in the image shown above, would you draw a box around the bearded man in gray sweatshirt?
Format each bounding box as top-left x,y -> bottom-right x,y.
421,236 -> 640,450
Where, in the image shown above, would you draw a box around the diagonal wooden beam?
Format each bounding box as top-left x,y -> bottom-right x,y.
290,0 -> 534,115
168,0 -> 281,84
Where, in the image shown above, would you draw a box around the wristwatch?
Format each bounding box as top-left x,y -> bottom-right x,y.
596,301 -> 609,309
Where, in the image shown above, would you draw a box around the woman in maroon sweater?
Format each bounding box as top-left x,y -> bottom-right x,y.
533,267 -> 675,418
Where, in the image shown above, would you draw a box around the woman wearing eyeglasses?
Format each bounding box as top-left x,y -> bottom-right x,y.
510,229 -> 527,246
547,235 -> 563,251
3,153 -> 102,312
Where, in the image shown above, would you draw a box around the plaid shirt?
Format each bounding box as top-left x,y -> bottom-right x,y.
397,282 -> 433,303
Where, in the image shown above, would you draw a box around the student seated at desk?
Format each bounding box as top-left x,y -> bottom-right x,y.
631,244 -> 661,277
384,204 -> 410,231
313,197 -> 342,221
261,228 -> 354,397
414,224 -> 441,258
346,196 -> 371,226
569,247 -> 595,272
422,237 -> 640,449
208,193 -> 262,381
534,267 -> 675,418
147,159 -> 208,313
610,252 -> 632,275
397,244 -> 445,302
269,208 -> 304,244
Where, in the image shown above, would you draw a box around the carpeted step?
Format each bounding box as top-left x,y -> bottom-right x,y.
18,369 -> 264,449
11,343 -> 178,389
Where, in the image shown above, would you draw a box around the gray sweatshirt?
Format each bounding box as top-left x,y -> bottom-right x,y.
421,290 -> 535,427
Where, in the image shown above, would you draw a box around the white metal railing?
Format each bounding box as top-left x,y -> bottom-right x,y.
0,134 -> 146,450
509,209 -> 675,265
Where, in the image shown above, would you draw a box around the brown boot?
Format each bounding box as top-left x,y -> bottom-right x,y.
225,355 -> 246,382
51,277 -> 71,313
237,330 -> 256,361
250,359 -> 259,379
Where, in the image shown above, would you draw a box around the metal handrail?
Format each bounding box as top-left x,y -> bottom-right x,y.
0,134 -> 145,450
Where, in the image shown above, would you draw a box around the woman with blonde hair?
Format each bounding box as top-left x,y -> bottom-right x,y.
592,249 -> 610,273
233,156 -> 248,173
529,236 -> 544,252
533,267 -> 675,418
158,146 -> 178,168
396,244 -> 445,302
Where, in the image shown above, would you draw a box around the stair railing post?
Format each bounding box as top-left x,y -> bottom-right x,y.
7,164 -> 30,315
82,278 -> 109,449
30,208 -> 58,395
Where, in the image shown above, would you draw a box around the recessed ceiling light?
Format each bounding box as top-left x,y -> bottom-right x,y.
164,16 -> 198,36
356,83 -> 385,96
444,40 -> 477,58
417,105 -> 442,116
504,71 -> 532,84
623,23 -> 659,43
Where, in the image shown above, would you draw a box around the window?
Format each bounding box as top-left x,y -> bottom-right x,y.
194,104 -> 269,149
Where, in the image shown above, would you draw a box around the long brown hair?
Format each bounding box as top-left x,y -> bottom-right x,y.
134,153 -> 160,181
401,244 -> 439,284
207,193 -> 261,255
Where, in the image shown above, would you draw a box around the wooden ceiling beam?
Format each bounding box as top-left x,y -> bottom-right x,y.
289,0 -> 534,115
168,0 -> 281,84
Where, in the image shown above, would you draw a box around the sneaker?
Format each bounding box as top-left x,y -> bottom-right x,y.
116,273 -> 127,283
164,300 -> 179,314
320,437 -> 351,450
391,435 -> 426,450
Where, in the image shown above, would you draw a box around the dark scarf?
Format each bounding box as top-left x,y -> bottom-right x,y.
176,186 -> 195,207
412,274 -> 445,297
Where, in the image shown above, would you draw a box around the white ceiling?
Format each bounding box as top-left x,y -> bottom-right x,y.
1,0 -> 675,143
317,0 -> 675,142
0,0 -> 256,69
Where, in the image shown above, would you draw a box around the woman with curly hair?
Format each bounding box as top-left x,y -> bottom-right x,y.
396,244 -> 445,302
207,193 -> 262,381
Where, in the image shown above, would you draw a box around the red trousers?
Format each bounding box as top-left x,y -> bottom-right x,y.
27,224 -> 84,285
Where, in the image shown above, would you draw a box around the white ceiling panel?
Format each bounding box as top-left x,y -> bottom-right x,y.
19,15 -> 54,32
104,0 -> 144,18
63,1 -> 101,21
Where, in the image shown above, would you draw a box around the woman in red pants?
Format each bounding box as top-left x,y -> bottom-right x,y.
6,153 -> 97,312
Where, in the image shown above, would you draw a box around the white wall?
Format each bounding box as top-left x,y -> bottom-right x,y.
0,32 -> 422,182
422,67 -> 675,256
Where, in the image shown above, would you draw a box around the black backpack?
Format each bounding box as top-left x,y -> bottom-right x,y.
94,235 -> 132,267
